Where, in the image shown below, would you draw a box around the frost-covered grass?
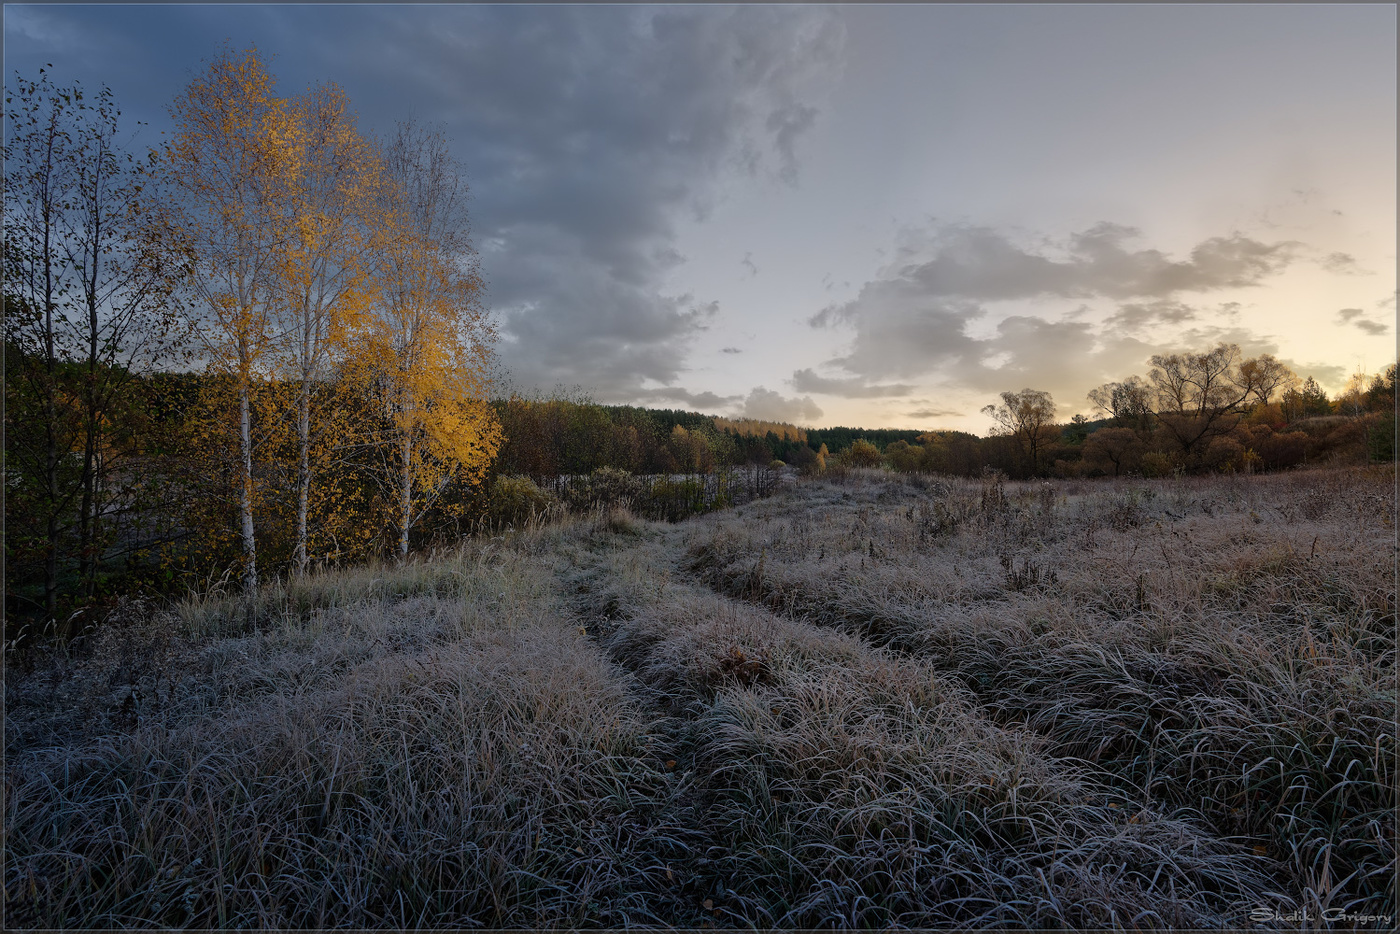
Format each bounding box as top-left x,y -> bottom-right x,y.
5,467 -> 1394,927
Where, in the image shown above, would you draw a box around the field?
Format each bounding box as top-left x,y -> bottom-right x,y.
5,467 -> 1395,928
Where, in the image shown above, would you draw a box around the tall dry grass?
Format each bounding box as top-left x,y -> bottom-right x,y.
7,528 -> 696,927
5,466 -> 1394,927
681,466 -> 1396,921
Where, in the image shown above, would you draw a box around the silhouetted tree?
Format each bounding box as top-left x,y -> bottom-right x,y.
983,388 -> 1057,476
5,68 -> 178,623
1147,344 -> 1252,462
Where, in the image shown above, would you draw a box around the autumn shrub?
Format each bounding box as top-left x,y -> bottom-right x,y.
485,474 -> 560,530
561,466 -> 644,513
839,439 -> 883,469
1365,409 -> 1396,462
804,443 -> 831,476
639,476 -> 708,522
592,503 -> 640,537
884,439 -> 923,473
1256,428 -> 1309,470
785,444 -> 817,475
1203,434 -> 1246,471
1139,450 -> 1175,478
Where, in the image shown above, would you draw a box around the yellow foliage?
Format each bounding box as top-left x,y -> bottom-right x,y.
714,417 -> 808,443
162,51 -> 501,576
348,123 -> 502,557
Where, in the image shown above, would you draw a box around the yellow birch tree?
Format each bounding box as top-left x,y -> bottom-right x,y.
274,83 -> 384,576
354,121 -> 500,559
159,46 -> 296,594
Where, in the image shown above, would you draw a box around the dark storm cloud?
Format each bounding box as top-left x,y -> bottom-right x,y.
5,4 -> 843,403
864,222 -> 1296,303
490,223 -> 721,391
353,4 -> 844,401
809,286 -> 985,381
721,347 -> 743,354
740,388 -> 823,424
905,408 -> 961,421
790,368 -> 916,398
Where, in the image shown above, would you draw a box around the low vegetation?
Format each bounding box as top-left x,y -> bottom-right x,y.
7,466 -> 1394,927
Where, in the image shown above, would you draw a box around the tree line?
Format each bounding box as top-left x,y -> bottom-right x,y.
989,346 -> 1396,480
490,345 -> 1396,487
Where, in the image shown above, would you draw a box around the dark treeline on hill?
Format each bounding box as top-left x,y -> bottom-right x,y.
492,396 -> 963,477
491,349 -> 1397,485
493,398 -> 736,476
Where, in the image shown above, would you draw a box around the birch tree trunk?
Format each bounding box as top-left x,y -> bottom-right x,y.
239,376 -> 258,594
294,323 -> 312,577
276,84 -> 382,577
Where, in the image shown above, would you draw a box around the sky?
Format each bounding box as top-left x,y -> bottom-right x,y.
5,3 -> 1395,432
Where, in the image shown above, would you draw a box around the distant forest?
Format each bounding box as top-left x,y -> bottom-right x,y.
494,355 -> 1396,485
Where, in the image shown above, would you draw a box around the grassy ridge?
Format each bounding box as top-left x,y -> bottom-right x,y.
5,468 -> 1395,927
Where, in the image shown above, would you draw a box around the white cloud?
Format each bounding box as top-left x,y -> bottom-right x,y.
739,387 -> 823,423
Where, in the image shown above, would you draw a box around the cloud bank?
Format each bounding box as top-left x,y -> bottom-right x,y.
804,221 -> 1299,410
740,387 -> 824,424
354,5 -> 848,400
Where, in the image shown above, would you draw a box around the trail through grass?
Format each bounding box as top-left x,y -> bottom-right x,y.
6,468 -> 1394,927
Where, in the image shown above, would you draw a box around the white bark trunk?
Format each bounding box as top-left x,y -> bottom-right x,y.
239,380 -> 258,594
294,348 -> 311,577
